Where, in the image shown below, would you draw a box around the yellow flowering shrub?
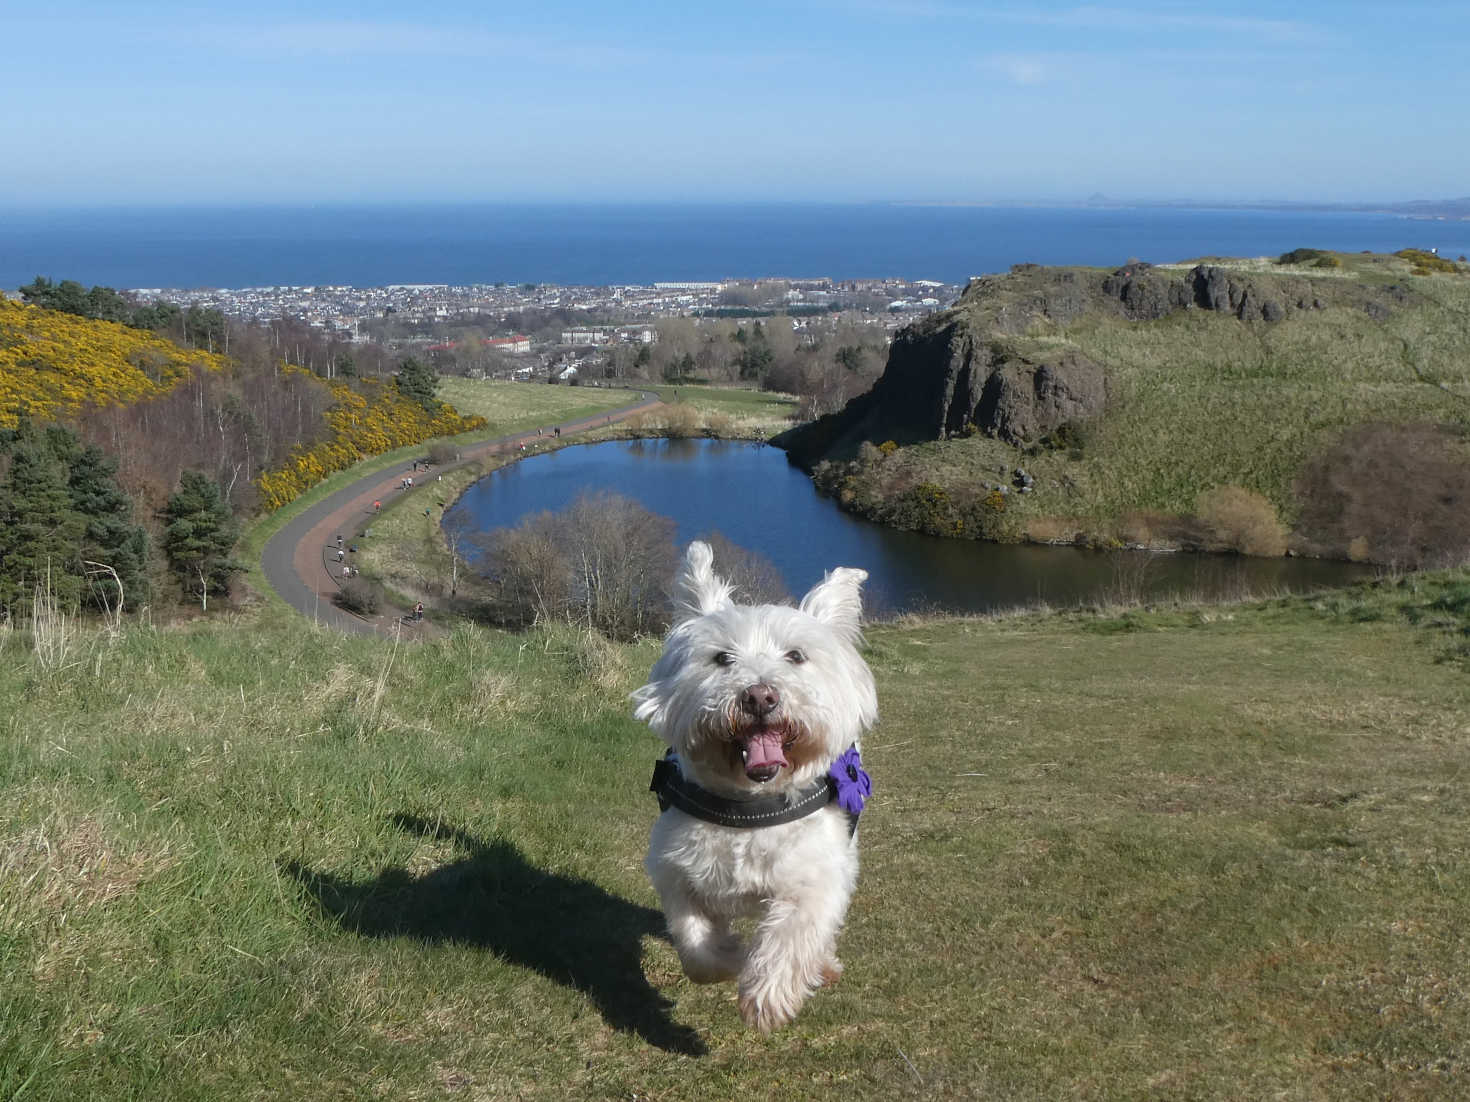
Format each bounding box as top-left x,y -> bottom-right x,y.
256,368 -> 485,510
0,298 -> 230,427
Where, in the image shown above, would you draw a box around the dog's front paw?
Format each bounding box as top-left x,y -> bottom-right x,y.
819,958 -> 843,987
738,988 -> 796,1034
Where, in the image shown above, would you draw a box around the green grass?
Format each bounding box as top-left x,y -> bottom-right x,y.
646,382 -> 798,418
435,378 -> 631,426
2,571 -> 1468,1098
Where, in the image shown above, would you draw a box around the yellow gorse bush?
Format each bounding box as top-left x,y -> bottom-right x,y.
0,298 -> 230,427
1,300 -> 484,513
256,368 -> 485,510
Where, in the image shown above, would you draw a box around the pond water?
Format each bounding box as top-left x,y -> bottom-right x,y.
445,439 -> 1371,616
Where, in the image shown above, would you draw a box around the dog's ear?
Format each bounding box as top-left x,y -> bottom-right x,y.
799,567 -> 867,642
630,681 -> 665,732
675,540 -> 733,620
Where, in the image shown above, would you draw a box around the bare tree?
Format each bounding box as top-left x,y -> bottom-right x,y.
477,492 -> 678,639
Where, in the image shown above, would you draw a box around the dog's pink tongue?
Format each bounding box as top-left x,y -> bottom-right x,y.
743,730 -> 788,778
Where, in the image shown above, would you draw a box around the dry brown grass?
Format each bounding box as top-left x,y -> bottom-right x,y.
1118,508 -> 1184,548
662,402 -> 702,437
0,816 -> 179,921
1195,485 -> 1289,556
1023,515 -> 1083,544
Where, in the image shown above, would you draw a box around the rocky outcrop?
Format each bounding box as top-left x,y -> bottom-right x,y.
1100,264 -> 1193,320
977,350 -> 1106,445
775,259 -> 1421,468
1189,265 -> 1286,321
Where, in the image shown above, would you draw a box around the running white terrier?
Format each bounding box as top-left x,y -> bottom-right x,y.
635,541 -> 877,1032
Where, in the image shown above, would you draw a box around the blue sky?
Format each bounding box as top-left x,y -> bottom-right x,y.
3,0 -> 1466,205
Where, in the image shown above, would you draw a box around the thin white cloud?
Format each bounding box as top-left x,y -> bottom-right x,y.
972,43 -> 1336,88
980,52 -> 1054,86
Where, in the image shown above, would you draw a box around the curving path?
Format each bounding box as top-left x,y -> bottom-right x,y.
260,389 -> 659,637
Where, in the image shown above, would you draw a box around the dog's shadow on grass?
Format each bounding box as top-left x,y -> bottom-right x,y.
282,813 -> 704,1055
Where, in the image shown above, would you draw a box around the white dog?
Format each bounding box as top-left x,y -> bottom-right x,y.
634,541 -> 877,1032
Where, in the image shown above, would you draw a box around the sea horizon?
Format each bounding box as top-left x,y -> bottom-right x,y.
4,200 -> 1469,291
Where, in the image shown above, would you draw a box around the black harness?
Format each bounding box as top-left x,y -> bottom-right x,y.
649,752 -> 860,836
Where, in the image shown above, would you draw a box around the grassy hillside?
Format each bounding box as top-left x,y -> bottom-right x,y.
790,251 -> 1470,561
2,573 -> 1467,1099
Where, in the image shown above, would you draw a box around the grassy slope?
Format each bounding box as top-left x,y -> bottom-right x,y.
435,378 -> 630,425
2,573 -> 1468,1099
642,383 -> 800,427
853,254 -> 1470,536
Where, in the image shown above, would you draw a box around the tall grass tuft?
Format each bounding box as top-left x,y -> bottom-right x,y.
29,567 -> 77,673
356,627 -> 401,740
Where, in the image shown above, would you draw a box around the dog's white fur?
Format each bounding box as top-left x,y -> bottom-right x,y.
634,541 -> 877,1032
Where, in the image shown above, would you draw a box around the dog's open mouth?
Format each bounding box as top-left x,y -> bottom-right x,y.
737,727 -> 790,783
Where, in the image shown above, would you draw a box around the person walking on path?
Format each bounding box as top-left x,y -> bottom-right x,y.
413,601 -> 424,622
373,499 -> 381,512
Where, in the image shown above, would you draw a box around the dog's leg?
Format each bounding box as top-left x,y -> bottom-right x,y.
650,869 -> 744,983
737,885 -> 850,1033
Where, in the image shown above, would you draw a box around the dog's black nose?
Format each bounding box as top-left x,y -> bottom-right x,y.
739,683 -> 780,717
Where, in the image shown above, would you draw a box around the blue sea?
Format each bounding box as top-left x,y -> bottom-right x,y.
3,202 -> 1469,290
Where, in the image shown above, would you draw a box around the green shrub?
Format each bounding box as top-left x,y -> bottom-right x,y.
890,482 -> 958,536
1040,420 -> 1091,458
956,488 -> 1014,541
1276,248 -> 1330,266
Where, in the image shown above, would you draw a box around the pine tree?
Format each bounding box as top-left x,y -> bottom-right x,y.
0,422 -> 151,616
65,441 -> 150,612
0,433 -> 85,616
394,356 -> 440,410
162,471 -> 241,611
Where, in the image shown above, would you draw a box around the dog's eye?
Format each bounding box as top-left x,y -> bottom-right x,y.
785,649 -> 807,664
713,651 -> 736,667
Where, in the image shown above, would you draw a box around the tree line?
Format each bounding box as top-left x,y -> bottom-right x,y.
613,317 -> 890,419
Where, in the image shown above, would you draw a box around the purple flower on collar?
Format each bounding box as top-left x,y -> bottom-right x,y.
830,746 -> 872,815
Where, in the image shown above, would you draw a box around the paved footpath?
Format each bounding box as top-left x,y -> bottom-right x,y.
260,390 -> 659,637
